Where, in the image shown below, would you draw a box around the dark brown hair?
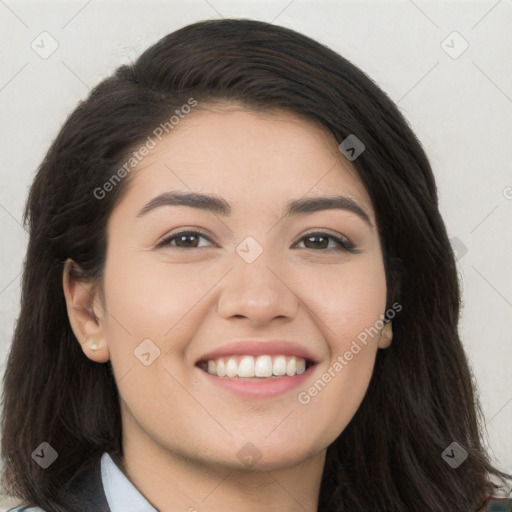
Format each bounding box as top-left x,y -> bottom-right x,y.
1,18 -> 508,511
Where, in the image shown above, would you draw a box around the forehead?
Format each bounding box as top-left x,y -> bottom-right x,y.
118,105 -> 375,221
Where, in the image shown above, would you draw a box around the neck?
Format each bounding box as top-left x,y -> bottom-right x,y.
118,412 -> 325,512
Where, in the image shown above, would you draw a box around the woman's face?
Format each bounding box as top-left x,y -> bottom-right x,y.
81,105 -> 390,471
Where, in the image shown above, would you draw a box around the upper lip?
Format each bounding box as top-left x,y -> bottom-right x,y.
196,340 -> 319,364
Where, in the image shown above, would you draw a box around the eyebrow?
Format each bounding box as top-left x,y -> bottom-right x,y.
137,191 -> 372,227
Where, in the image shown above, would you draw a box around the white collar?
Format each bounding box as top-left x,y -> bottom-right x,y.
100,452 -> 158,512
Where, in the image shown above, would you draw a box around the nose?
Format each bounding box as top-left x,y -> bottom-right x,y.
216,248 -> 300,326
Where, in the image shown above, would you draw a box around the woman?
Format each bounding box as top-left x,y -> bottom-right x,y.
1,18 -> 510,512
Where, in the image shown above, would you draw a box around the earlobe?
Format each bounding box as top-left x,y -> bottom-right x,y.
80,332 -> 110,363
378,321 -> 393,349
62,259 -> 110,363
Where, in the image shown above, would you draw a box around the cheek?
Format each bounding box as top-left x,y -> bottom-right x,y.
99,250 -> 231,386
101,249 -> 221,337
293,253 -> 386,431
295,284 -> 386,446
299,253 -> 387,346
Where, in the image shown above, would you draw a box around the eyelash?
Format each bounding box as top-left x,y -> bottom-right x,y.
157,230 -> 357,253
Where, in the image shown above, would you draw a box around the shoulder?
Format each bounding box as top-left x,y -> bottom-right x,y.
3,453 -> 109,512
4,507 -> 46,512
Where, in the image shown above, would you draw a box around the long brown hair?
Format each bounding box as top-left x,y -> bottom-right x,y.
2,18 -> 508,511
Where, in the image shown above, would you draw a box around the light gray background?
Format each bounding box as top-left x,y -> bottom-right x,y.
1,0 -> 511,504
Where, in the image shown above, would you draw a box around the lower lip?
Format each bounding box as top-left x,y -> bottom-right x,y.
199,366 -> 315,398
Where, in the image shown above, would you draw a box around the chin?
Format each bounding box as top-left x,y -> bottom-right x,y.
218,441 -> 324,473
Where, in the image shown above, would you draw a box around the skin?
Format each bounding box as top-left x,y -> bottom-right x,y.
63,104 -> 392,512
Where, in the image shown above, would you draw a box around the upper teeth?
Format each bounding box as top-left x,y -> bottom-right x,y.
204,355 -> 307,378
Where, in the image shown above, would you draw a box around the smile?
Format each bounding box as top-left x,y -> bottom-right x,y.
196,355 -> 317,398
198,354 -> 313,379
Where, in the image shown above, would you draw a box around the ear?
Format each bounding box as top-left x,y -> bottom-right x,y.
62,258 -> 110,363
377,321 -> 393,349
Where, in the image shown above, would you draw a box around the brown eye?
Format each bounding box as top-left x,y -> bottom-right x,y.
158,231 -> 213,249
295,232 -> 355,252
